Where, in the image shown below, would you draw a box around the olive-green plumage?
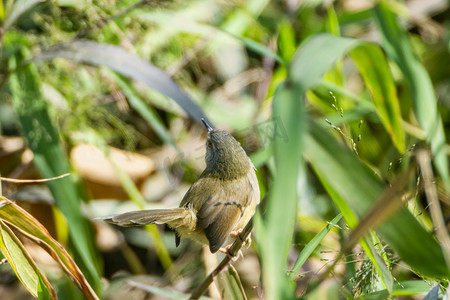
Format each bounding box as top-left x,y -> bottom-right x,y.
102,119 -> 260,253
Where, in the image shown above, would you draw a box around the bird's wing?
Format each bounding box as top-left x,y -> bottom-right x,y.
183,176 -> 252,253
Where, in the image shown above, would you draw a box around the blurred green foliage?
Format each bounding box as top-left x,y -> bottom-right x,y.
1,0 -> 450,299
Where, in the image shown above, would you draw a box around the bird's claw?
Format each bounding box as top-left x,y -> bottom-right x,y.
219,246 -> 243,261
230,229 -> 252,249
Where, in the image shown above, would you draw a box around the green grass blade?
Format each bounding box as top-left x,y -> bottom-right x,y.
306,121 -> 449,278
351,44 -> 405,152
289,214 -> 342,279
373,2 -> 449,184
290,33 -> 360,87
259,33 -> 362,299
258,82 -> 303,299
392,281 -> 439,296
215,266 -> 247,300
278,20 -> 296,62
0,0 -> 4,22
0,197 -> 99,299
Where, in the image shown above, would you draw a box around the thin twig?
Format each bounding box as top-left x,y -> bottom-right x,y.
311,168 -> 413,288
416,149 -> 450,268
190,218 -> 254,299
190,195 -> 267,299
0,173 -> 70,183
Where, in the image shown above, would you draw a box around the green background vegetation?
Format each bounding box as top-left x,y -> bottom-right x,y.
0,0 -> 450,299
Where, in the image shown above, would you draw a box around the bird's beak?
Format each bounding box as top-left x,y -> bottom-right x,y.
201,118 -> 213,132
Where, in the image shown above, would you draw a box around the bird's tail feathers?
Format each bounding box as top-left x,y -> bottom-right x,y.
100,208 -> 192,228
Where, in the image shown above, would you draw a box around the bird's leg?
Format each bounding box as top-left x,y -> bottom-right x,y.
219,245 -> 243,261
230,229 -> 252,248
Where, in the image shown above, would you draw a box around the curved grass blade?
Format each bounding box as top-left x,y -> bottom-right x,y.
373,3 -> 449,184
289,214 -> 342,279
31,40 -> 209,125
392,281 -> 439,296
351,44 -> 405,152
8,51 -> 101,291
0,197 -> 99,300
0,220 -> 56,299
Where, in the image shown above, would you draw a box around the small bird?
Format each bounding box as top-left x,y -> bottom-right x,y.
102,119 -> 260,253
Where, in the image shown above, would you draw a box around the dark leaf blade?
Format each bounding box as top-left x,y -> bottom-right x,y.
31,40 -> 209,124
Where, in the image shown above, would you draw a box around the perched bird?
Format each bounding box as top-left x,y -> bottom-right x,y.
102,119 -> 260,253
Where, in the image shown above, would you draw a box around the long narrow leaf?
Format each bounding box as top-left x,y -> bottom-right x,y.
306,121 -> 449,278
373,3 -> 449,184
351,44 -> 405,152
289,214 -> 342,279
0,197 -> 99,300
257,81 -> 305,299
8,49 -> 101,292
0,220 -> 56,299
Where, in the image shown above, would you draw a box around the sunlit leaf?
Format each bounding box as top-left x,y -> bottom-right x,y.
392,281 -> 439,296
351,44 -> 405,152
0,197 -> 99,300
289,214 -> 343,279
0,220 -> 56,299
373,3 -> 449,184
